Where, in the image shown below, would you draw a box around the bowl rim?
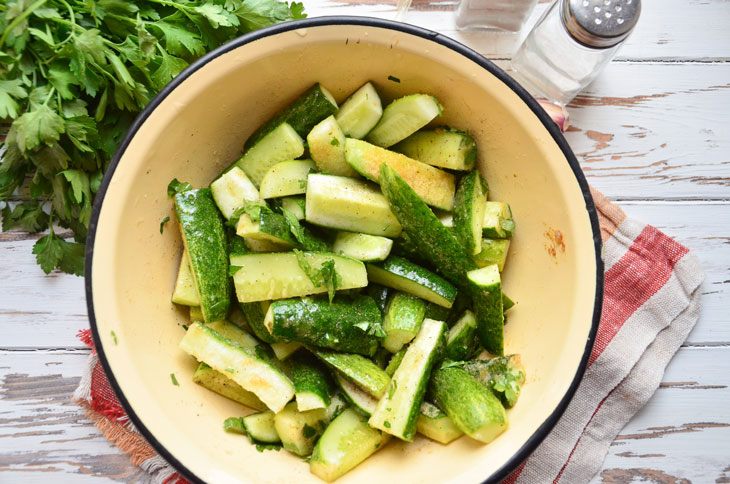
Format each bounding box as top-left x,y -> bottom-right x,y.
85,15 -> 604,484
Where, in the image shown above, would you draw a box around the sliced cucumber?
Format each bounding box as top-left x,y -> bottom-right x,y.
171,249 -> 199,306
335,82 -> 383,139
379,164 -> 478,287
369,318 -> 446,441
210,167 -> 260,220
366,94 -> 442,147
280,196 -> 306,220
192,363 -> 267,411
473,238 -> 511,272
236,209 -> 297,247
333,232 -> 393,262
245,83 -> 338,150
444,310 -> 479,361
189,305 -> 204,322
313,349 -> 391,399
366,256 -> 457,308
503,292 -> 516,312
259,159 -> 316,199
174,189 -> 230,323
230,252 -> 367,303
382,292 -> 427,353
206,320 -> 259,350
417,401 -> 464,444
460,355 -> 526,408
244,237 -> 291,253
270,342 -> 302,360
274,395 -> 346,457
290,351 -> 333,411
334,373 -> 378,416
180,322 -> 294,413
310,408 -> 389,482
384,348 -> 406,377
265,296 -> 382,357
366,284 -> 390,316
234,122 -> 305,187
454,170 -> 488,255
243,410 -> 280,444
393,128 -> 477,171
307,115 -> 358,177
483,201 -> 515,239
305,174 -> 402,237
467,264 -> 504,356
345,138 -> 455,211
239,301 -> 275,344
429,366 -> 508,444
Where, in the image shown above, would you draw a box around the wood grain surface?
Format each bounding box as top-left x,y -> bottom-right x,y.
1,0 -> 728,482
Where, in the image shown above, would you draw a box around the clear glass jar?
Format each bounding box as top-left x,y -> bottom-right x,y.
511,0 -> 640,105
455,0 -> 539,33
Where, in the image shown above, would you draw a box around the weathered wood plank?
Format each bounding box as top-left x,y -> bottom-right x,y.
592,346 -> 730,483
1,346 -> 727,482
0,350 -> 146,483
306,0 -> 730,62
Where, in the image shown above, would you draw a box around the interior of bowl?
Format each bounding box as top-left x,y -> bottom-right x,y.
88,17 -> 601,484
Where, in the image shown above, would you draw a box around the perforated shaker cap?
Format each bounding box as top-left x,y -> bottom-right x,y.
562,0 -> 641,48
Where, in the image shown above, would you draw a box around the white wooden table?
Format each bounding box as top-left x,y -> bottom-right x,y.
1,1 -> 729,482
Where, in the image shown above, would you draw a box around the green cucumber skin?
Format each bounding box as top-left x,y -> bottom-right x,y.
245,83 -> 337,150
366,284 -> 390,316
468,269 -> 504,356
384,348 -> 406,377
453,170 -> 488,256
369,256 -> 457,306
242,411 -> 280,444
369,318 -> 446,441
429,366 -> 507,440
379,164 -> 478,287
313,349 -> 391,399
383,292 -> 427,353
290,351 -> 333,408
269,296 -> 382,357
252,210 -> 298,246
460,355 -> 526,408
445,310 -> 480,361
192,363 -> 267,411
239,301 -> 276,344
174,189 -> 230,323
425,302 -> 451,322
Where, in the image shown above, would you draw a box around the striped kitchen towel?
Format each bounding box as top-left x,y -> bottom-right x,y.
74,187 -> 704,484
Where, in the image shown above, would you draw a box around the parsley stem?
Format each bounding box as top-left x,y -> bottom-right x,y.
0,0 -> 49,49
58,0 -> 76,27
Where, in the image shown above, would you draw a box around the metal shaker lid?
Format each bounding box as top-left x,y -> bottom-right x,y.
562,0 -> 641,48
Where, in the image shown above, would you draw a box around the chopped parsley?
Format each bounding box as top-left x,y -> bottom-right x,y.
330,138 -> 340,146
167,179 -> 192,197
159,216 -> 170,234
303,424 -> 317,438
384,421 -> 391,428
110,331 -> 118,345
225,367 -> 235,373
388,380 -> 398,399
170,373 -> 179,386
223,417 -> 246,434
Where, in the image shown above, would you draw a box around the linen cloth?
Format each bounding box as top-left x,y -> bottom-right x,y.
74,187 -> 704,484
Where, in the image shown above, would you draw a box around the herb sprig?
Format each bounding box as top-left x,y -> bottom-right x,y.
0,0 -> 305,275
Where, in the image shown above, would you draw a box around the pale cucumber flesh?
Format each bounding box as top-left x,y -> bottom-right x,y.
210,167 -> 260,219
259,159 -> 316,199
230,252 -> 367,302
171,249 -> 199,306
235,123 -> 305,187
366,94 -> 441,148
305,174 -> 402,237
332,232 -> 393,262
307,115 -> 358,177
335,82 -> 383,139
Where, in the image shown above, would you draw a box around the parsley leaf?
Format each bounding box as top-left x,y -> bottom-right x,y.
320,258 -> 341,303
0,79 -> 28,119
160,215 -> 170,233
294,249 -> 323,287
170,373 -> 180,386
167,178 -> 192,197
1,202 -> 49,233
13,105 -> 65,154
32,229 -> 85,276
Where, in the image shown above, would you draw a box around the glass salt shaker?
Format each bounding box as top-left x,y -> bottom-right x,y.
511,0 -> 641,105
455,0 -> 539,33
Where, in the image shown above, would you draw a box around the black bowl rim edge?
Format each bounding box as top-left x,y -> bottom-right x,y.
85,15 -> 604,484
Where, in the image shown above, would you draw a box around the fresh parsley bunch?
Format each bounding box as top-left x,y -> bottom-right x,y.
0,0 -> 305,275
